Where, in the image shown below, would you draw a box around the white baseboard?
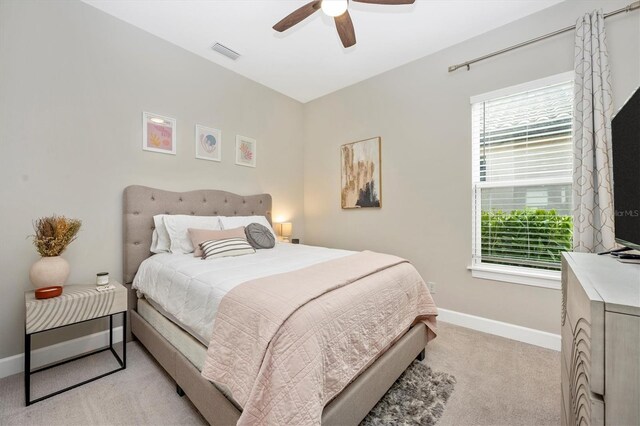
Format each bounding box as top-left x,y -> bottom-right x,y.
438,308 -> 561,351
0,326 -> 123,380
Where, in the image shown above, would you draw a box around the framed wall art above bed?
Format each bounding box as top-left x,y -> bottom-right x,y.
235,135 -> 257,168
142,112 -> 176,155
195,125 -> 222,162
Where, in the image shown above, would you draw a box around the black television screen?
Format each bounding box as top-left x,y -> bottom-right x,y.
612,86 -> 640,250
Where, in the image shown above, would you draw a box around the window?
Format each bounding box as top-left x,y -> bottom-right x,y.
471,73 -> 573,284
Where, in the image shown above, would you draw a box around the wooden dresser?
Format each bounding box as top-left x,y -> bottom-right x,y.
561,252 -> 640,426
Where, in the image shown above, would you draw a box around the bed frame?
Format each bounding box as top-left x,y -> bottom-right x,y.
123,185 -> 428,426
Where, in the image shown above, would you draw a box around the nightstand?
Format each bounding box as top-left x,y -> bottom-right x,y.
24,282 -> 128,405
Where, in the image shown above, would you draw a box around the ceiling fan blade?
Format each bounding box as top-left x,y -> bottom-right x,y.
273,0 -> 322,32
352,0 -> 415,4
334,11 -> 356,48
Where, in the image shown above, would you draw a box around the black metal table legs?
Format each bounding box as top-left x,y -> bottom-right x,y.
24,311 -> 127,406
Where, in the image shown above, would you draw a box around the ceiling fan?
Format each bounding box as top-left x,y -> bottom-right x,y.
273,0 -> 415,48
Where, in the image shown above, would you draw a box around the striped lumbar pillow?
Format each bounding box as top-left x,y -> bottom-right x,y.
200,238 -> 255,259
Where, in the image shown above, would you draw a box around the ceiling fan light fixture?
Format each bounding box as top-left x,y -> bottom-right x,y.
321,0 -> 348,17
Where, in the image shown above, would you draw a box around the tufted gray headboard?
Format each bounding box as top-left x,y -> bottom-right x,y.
123,185 -> 272,284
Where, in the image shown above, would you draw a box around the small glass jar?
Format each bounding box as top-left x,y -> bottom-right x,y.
96,272 -> 109,286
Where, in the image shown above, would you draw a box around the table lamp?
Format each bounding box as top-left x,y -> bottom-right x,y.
276,222 -> 292,242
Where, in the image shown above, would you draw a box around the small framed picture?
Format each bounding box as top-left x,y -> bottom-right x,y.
142,112 -> 176,155
195,125 -> 222,162
235,135 -> 257,168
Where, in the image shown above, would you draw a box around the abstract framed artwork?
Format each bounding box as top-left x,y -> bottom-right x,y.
142,112 -> 176,155
235,135 -> 257,168
341,137 -> 382,209
195,125 -> 222,162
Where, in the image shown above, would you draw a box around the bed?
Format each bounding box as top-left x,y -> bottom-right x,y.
123,185 -> 435,426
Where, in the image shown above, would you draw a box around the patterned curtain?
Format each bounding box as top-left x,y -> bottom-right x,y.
572,11 -> 616,253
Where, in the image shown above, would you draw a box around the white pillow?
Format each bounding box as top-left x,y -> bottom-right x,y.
219,216 -> 276,240
150,214 -> 171,253
163,215 -> 223,254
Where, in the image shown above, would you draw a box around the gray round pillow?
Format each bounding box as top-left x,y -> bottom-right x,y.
245,223 -> 275,249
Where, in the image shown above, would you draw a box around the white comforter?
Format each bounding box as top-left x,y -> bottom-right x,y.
132,243 -> 353,344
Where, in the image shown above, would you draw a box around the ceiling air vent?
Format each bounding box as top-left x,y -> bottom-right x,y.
211,42 -> 241,61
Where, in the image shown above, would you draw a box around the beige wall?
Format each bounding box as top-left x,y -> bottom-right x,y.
1,0 -> 638,361
0,0 -> 304,358
303,0 -> 640,334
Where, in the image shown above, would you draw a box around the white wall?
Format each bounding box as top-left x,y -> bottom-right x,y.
303,0 -> 640,334
0,0 -> 304,358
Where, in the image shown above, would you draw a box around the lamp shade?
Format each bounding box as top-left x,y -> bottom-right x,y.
281,222 -> 292,238
275,222 -> 293,241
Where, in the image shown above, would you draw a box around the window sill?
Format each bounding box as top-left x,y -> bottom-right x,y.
468,264 -> 561,290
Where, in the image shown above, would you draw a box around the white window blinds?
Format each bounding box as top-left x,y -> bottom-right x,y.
472,77 -> 573,271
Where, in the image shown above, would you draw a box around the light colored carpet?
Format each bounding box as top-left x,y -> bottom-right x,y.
1,343 -> 207,426
426,322 -> 560,426
0,322 -> 560,425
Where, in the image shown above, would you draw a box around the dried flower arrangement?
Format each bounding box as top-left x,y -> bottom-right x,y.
30,215 -> 82,257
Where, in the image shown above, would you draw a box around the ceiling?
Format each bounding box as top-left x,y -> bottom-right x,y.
83,0 -> 564,103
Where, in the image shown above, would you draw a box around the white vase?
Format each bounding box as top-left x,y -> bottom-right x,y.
29,256 -> 70,288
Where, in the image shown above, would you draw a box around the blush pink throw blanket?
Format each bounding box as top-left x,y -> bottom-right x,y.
201,251 -> 437,425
